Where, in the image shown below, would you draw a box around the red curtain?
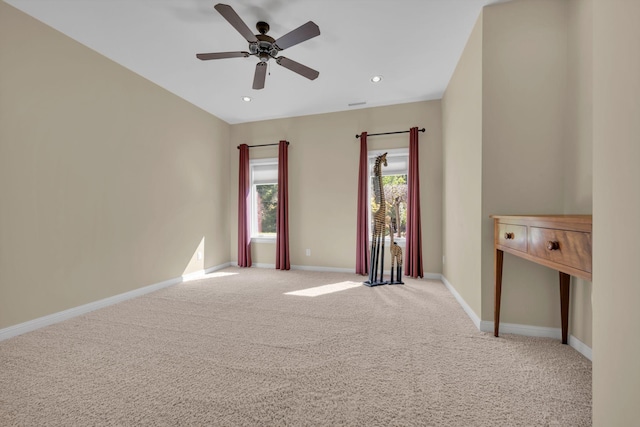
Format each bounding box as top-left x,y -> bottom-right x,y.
237,144 -> 252,267
355,132 -> 370,275
276,141 -> 290,270
406,127 -> 424,278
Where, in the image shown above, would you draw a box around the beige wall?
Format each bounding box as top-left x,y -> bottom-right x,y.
442,14 -> 483,316
566,0 -> 593,348
0,3 -> 231,329
442,0 -> 593,347
592,0 -> 640,424
229,101 -> 443,273
481,0 -> 569,328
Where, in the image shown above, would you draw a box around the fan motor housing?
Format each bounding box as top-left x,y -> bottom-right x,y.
252,33 -> 278,59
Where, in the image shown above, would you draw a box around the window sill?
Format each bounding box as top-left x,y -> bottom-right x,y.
369,238 -> 406,245
251,236 -> 276,243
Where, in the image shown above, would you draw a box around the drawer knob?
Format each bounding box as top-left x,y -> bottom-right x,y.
547,241 -> 560,250
504,232 -> 515,240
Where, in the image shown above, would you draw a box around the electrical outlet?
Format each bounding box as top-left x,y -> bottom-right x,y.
306,249 -> 311,256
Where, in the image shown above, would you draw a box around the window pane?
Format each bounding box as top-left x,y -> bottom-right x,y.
252,164 -> 278,184
368,150 -> 408,240
255,184 -> 278,235
370,174 -> 407,238
382,156 -> 408,176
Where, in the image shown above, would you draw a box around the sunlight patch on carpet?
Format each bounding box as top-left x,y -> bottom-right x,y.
285,281 -> 362,297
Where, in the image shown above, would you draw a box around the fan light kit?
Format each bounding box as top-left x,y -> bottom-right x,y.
371,75 -> 383,83
197,3 -> 321,90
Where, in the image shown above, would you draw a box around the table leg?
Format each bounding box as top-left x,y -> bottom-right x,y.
559,272 -> 571,345
494,249 -> 504,337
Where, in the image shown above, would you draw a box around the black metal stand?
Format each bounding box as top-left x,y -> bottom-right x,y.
364,235 -> 388,287
389,265 -> 404,285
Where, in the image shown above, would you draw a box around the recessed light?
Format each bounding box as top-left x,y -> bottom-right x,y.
370,75 -> 383,83
242,96 -> 252,102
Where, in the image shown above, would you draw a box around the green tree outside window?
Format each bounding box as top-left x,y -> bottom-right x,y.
256,184 -> 278,234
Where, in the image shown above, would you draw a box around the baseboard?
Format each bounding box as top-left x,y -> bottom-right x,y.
442,275 -> 592,361
480,320 -> 592,361
568,335 -> 593,360
254,263 -> 275,269
291,264 -> 355,273
182,262 -> 231,281
229,262 -> 276,269
480,320 -> 562,340
230,261 -> 359,273
232,260 -> 442,277
440,274 -> 482,329
0,262 -> 231,342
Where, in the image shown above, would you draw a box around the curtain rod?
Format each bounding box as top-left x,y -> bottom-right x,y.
355,128 -> 425,139
237,141 -> 289,149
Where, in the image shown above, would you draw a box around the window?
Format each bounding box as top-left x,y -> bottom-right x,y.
250,158 -> 278,241
368,148 -> 409,241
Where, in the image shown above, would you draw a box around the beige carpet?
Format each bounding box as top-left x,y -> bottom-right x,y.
0,267 -> 591,426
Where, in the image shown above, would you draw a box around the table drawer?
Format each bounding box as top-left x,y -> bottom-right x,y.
497,223 -> 527,252
529,227 -> 592,273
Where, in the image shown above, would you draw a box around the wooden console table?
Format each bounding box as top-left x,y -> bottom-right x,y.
491,215 -> 592,344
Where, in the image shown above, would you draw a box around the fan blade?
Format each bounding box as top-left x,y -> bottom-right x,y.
252,62 -> 267,90
274,21 -> 320,50
196,51 -> 250,60
276,57 -> 319,80
214,3 -> 258,43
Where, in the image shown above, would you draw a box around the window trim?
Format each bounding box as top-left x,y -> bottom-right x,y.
249,158 -> 278,242
368,148 -> 409,244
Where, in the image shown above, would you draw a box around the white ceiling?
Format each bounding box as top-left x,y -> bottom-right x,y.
5,0 -> 505,124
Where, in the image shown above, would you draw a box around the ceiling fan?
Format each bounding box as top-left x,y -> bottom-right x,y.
196,3 -> 320,90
